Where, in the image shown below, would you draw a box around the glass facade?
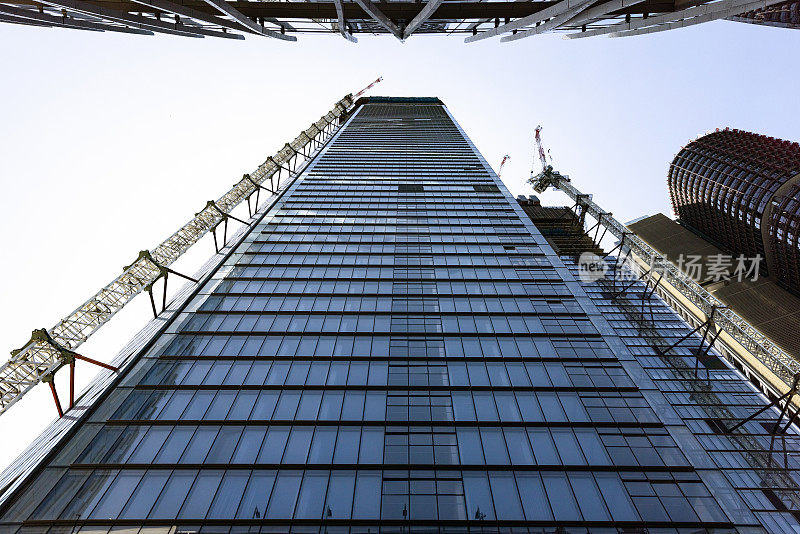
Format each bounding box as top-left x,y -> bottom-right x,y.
1,97 -> 798,533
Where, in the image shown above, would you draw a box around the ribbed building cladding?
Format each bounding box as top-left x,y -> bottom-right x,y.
1,99 -> 800,532
668,128 -> 800,295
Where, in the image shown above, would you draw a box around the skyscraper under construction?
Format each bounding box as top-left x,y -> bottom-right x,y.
1,98 -> 799,533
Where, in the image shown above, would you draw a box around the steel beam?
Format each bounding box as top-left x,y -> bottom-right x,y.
333,0 -> 357,41
33,0 -> 238,37
200,0 -> 296,40
353,0 -> 403,39
127,0 -> 248,33
0,4 -> 154,33
609,0 -> 789,35
403,0 -> 445,38
563,0 -> 647,26
565,0 -> 779,37
0,11 -> 54,25
464,0 -> 588,42
499,0 -> 594,41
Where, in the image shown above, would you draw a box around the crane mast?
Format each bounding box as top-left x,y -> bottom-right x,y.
0,79 -> 383,418
497,155 -> 510,178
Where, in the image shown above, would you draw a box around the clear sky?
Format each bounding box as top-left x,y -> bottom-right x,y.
0,20 -> 798,472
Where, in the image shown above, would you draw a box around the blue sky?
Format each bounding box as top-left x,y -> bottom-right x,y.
0,19 -> 798,469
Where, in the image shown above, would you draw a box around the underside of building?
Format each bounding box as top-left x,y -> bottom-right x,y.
1,0 -> 798,42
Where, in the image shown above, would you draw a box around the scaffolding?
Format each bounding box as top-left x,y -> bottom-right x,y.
0,91 -> 361,417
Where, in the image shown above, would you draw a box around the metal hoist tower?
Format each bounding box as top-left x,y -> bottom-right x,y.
0,79 -> 382,418
528,127 -> 800,402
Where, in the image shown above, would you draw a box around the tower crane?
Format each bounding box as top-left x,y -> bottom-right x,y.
354,77 -> 383,98
0,78 -> 385,419
529,124 -> 566,193
497,155 -> 510,178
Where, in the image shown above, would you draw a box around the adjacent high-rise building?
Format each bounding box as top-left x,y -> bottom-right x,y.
1,98 -> 799,533
668,128 -> 800,295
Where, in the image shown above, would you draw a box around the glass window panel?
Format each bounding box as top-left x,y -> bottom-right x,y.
243,361 -> 270,385
296,391 -> 323,420
333,428 -> 360,464
342,391 -> 365,420
228,390 -> 258,420
180,427 -> 219,463
235,470 -> 276,520
515,472 -> 552,521
538,393 -> 566,422
265,362 -> 290,385
472,392 -> 498,421
542,472 -> 581,521
347,362 -> 369,385
494,392 -> 521,422
568,471 -> 610,521
447,363 -> 469,386
488,472 -> 523,520
307,362 -> 330,385
283,428 -> 314,464
504,429 -> 535,465
294,471 -> 328,519
206,426 -> 243,463
231,427 -> 266,464
594,473 -> 639,522
462,472 -> 495,521
352,471 -> 381,519
177,470 -> 223,519
466,363 -> 489,386
358,427 -> 384,464
204,391 -> 237,419
58,470 -> 115,520
154,427 -> 195,463
308,427 -> 337,464
32,470 -> 92,520
364,392 -> 386,421
257,426 -> 290,463
551,429 -> 586,465
456,428 -> 484,465
206,471 -> 250,519
319,392 -> 344,420
505,363 -> 531,387
180,391 -> 215,420
250,391 -> 279,420
75,427 -> 125,464
515,392 -> 543,422
367,362 -> 388,385
129,427 -> 172,463
273,391 -> 301,420
328,362 -> 349,385
479,428 -> 509,464
575,428 -> 611,466
528,429 -> 559,465
558,392 -> 589,422
118,470 -> 171,519
325,471 -> 356,519
486,363 -> 510,386
265,470 -> 303,519
90,471 -> 145,520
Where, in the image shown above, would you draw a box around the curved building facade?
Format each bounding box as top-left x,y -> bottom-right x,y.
668,128 -> 800,294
